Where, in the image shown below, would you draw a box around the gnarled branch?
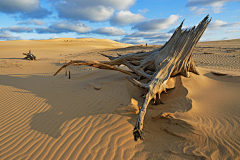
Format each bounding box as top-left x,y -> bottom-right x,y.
54,15 -> 211,141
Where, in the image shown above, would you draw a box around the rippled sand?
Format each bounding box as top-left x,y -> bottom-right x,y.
0,38 -> 239,159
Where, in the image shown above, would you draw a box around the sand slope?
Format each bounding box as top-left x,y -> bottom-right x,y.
0,38 -> 240,160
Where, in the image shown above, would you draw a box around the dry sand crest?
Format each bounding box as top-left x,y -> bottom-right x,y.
0,38 -> 240,159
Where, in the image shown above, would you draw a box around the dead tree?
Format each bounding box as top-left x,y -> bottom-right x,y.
54,15 -> 211,141
23,50 -> 36,60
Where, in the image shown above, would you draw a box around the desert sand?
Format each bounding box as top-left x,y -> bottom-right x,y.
0,38 -> 240,160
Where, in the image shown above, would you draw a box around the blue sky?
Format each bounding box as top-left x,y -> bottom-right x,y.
0,0 -> 239,44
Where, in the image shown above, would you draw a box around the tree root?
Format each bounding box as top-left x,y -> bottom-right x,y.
54,15 -> 211,141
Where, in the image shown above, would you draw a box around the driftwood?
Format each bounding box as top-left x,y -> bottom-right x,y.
23,50 -> 36,60
54,15 -> 211,141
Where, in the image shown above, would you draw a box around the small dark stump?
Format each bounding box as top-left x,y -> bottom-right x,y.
23,50 -> 36,60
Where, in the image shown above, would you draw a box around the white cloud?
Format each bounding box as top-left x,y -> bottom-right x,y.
186,0 -> 225,8
3,26 -> 33,33
138,8 -> 149,14
186,0 -> 240,14
119,38 -> 147,44
0,0 -> 40,13
119,31 -> 172,44
0,30 -> 21,40
222,37 -> 234,40
0,0 -> 51,18
55,0 -> 137,22
50,36 -> 59,39
55,0 -> 136,10
110,10 -> 146,26
35,21 -> 92,34
126,31 -> 171,40
208,20 -> 227,30
92,27 -> 126,36
57,6 -> 114,22
52,22 -> 91,33
132,15 -> 179,31
190,6 -> 209,14
121,37 -> 141,41
208,20 -> 240,30
225,30 -> 240,33
18,19 -> 45,26
227,21 -> 240,27
130,39 -> 147,44
202,32 -> 213,36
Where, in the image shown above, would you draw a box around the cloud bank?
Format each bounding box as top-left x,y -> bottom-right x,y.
225,30 -> 240,33
132,15 -> 179,31
0,0 -> 51,19
55,0 -> 137,22
0,30 -> 21,40
35,21 -> 92,34
208,20 -> 240,30
110,10 -> 145,26
186,0 -> 240,14
18,19 -> 45,26
120,31 -> 172,44
2,26 -> 33,33
92,27 -> 126,36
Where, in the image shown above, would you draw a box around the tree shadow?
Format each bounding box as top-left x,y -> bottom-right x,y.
204,72 -> 240,83
0,71 -> 136,139
0,72 -> 195,142
1,70 -> 206,159
0,58 -> 25,60
127,76 -> 207,159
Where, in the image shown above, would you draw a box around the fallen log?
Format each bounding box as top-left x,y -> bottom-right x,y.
23,50 -> 36,60
54,15 -> 211,141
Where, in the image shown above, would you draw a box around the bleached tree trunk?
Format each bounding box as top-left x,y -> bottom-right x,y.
54,15 -> 211,141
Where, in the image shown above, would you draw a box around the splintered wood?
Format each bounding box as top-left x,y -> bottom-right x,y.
54,15 -> 211,141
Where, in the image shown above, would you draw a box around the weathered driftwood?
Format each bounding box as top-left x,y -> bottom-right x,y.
23,50 -> 36,60
54,15 -> 211,141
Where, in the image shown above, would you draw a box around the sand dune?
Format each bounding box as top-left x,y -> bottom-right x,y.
0,38 -> 240,159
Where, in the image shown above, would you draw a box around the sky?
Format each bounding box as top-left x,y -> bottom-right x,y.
0,0 -> 240,44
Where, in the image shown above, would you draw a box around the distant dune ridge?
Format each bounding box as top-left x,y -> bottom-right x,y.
0,38 -> 240,159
